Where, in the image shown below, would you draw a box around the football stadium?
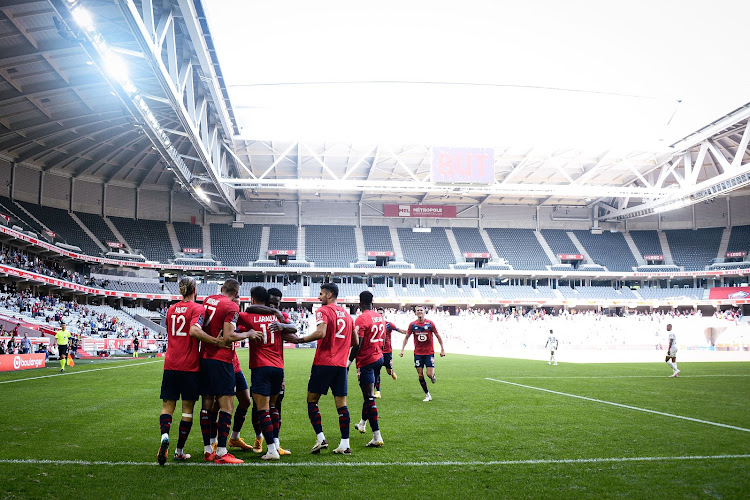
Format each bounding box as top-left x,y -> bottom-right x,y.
1,0 -> 750,497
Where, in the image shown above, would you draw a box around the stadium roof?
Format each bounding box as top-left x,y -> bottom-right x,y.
0,0 -> 749,217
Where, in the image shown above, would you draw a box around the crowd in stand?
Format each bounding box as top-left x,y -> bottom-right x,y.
0,244 -> 107,288
0,290 -> 154,340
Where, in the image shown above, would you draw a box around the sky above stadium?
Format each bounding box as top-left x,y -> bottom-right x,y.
204,0 -> 750,152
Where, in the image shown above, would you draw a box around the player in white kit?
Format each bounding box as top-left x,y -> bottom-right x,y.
545,330 -> 558,365
665,324 -> 680,377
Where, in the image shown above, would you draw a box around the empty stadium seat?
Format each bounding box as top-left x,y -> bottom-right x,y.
75,212 -> 118,249
573,231 -> 637,272
173,222 -> 203,251
16,201 -> 102,256
452,227 -> 488,254
397,228 -> 456,269
110,217 -> 173,262
665,228 -> 723,271
540,229 -> 579,255
629,230 -> 663,258
361,226 -> 394,252
268,225 -> 298,251
485,228 -> 550,270
210,224 -> 263,266
305,225 -> 357,267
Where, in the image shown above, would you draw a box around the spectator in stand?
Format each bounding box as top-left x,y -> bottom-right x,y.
0,340 -> 5,355
21,333 -> 31,354
7,338 -> 15,354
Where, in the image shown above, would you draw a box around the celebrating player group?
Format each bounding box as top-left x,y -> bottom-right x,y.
157,279 -> 445,464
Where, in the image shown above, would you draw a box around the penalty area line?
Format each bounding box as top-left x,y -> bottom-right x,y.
0,359 -> 163,385
0,455 -> 749,468
486,378 -> 750,433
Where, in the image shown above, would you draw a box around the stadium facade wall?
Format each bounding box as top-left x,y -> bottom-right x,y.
0,159 -> 11,198
72,179 -> 101,212
105,185 -> 136,218
13,165 -> 39,202
42,173 -> 70,209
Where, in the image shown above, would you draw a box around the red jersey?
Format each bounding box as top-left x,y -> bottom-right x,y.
408,319 -> 439,355
313,303 -> 353,367
354,310 -> 385,368
164,300 -> 204,372
237,310 -> 285,369
200,294 -> 239,364
383,321 -> 398,354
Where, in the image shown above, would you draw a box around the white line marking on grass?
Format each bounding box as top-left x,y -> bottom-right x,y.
486,378 -> 750,433
502,375 -> 750,380
0,455 -> 749,468
0,359 -> 163,385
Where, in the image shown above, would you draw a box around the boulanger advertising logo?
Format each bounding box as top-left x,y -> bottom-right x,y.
728,291 -> 750,299
13,355 -> 45,370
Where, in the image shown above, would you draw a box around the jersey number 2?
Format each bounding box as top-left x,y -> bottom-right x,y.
335,319 -> 346,339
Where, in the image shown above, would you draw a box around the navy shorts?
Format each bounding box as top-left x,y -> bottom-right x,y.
251,366 -> 284,397
359,357 -> 384,386
160,369 -> 200,401
382,352 -> 393,370
308,365 -> 348,397
235,370 -> 248,393
199,358 -> 235,397
414,354 -> 435,368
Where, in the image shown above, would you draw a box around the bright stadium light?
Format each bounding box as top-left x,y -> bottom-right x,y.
70,6 -> 95,33
194,185 -> 211,203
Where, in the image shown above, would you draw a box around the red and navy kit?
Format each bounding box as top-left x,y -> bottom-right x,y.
164,300 -> 204,372
354,310 -> 385,369
200,294 -> 240,364
237,311 -> 285,369
408,319 -> 438,355
313,304 -> 353,367
383,321 -> 398,354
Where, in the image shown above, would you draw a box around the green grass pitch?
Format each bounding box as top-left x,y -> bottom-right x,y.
1,350 -> 749,499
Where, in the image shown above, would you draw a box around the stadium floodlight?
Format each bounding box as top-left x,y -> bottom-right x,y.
102,52 -> 130,86
194,185 -> 211,203
70,6 -> 95,33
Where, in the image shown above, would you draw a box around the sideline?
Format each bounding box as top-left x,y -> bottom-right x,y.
0,359 -> 163,385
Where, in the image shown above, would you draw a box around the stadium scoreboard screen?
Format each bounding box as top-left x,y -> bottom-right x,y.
431,147 -> 494,184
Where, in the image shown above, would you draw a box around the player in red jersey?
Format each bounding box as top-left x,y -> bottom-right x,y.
375,307 -> 406,398
350,291 -> 385,447
157,277 -> 229,465
297,283 -> 358,455
198,278 -> 258,464
244,287 -> 297,455
400,306 -> 445,402
236,286 -> 299,460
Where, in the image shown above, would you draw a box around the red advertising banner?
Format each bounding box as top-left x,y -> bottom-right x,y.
0,353 -> 47,372
644,255 -> 664,260
268,250 -> 297,256
183,248 -> 203,254
82,337 -> 158,352
44,230 -> 56,239
431,147 -> 494,184
708,287 -> 750,300
463,252 -> 490,258
383,204 -> 457,218
558,254 -> 584,260
366,251 -> 395,257
107,241 -> 124,248
0,214 -> 10,224
726,251 -> 747,258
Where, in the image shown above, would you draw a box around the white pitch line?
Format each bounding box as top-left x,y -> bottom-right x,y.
0,359 -> 163,385
500,374 -> 750,380
0,454 -> 749,468
486,378 -> 750,433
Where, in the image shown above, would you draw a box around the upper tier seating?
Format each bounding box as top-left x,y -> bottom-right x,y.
75,212 -> 118,248
629,230 -> 663,258
485,228 -> 550,270
16,201 -> 101,256
210,224 -> 263,266
540,229 -> 579,255
305,225 -> 358,267
173,222 -> 202,251
110,217 -> 173,262
726,225 -> 750,254
558,286 -> 637,300
106,281 -> 164,294
268,224 -> 297,252
573,231 -> 637,272
637,287 -> 704,300
0,196 -> 46,236
361,226 -> 394,252
665,228 -> 723,271
636,265 -> 680,272
452,227 -> 489,254
397,227 -> 456,269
